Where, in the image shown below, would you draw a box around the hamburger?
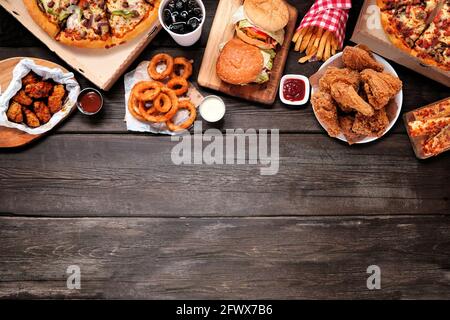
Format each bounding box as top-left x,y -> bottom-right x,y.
216,38 -> 276,85
232,0 -> 289,50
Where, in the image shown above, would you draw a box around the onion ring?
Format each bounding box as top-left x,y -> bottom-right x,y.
154,93 -> 172,113
132,81 -> 161,101
148,53 -> 174,80
171,57 -> 193,79
166,100 -> 197,131
167,77 -> 189,96
139,88 -> 179,123
128,94 -> 149,122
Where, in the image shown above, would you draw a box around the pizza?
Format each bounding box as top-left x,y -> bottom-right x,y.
378,0 -> 450,71
23,0 -> 160,48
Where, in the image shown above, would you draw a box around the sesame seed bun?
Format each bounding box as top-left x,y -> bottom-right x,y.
244,0 -> 289,33
216,38 -> 264,85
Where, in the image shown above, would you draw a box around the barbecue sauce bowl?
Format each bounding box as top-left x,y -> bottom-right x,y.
77,88 -> 104,115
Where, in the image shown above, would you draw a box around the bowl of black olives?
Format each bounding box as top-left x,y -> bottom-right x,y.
159,0 -> 205,46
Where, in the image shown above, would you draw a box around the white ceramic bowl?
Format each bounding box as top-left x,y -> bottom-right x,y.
311,52 -> 403,144
279,74 -> 310,106
159,0 -> 206,47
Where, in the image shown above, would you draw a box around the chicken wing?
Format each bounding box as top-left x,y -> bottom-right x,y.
23,107 -> 40,128
7,101 -> 23,123
330,82 -> 374,116
319,67 -> 361,93
311,91 -> 341,138
22,72 -> 39,86
33,101 -> 51,124
12,90 -> 32,106
338,115 -> 364,145
25,81 -> 53,99
48,84 -> 66,114
342,46 -> 384,72
361,69 -> 403,110
352,109 -> 390,137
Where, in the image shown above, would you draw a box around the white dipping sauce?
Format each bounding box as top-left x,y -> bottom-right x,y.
199,96 -> 226,123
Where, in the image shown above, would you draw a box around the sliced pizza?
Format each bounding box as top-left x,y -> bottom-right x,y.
413,1 -> 450,70
408,116 -> 450,136
412,98 -> 450,121
422,124 -> 450,156
380,0 -> 439,52
23,0 -> 160,48
23,0 -> 73,37
106,0 -> 158,44
57,0 -> 113,48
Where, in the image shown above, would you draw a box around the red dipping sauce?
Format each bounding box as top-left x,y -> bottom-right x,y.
77,89 -> 103,115
283,78 -> 306,102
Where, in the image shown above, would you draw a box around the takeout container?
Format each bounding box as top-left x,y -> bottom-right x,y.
351,0 -> 450,87
0,1 -> 162,90
403,97 -> 450,159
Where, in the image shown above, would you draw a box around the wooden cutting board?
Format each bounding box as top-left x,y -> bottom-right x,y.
0,57 -> 75,148
198,0 -> 298,105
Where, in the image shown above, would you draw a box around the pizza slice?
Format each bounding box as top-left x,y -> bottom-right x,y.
56,0 -> 113,48
422,124 -> 450,156
106,0 -> 158,44
380,0 -> 438,51
23,0 -> 73,37
413,1 -> 450,70
408,117 -> 450,136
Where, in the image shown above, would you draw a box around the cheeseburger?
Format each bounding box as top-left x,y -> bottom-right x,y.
233,0 -> 289,50
216,38 -> 273,85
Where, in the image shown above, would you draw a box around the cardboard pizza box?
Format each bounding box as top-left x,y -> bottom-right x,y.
0,0 -> 162,91
351,0 -> 449,87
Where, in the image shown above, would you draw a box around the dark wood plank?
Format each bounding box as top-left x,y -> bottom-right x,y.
0,215 -> 449,299
0,134 -> 448,217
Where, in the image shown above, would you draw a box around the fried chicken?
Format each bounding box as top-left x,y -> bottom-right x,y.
342,46 -> 384,72
33,101 -> 51,124
311,91 -> 340,138
48,84 -> 66,114
7,101 -> 23,123
22,72 -> 39,86
360,69 -> 403,110
22,107 -> 40,128
12,90 -> 32,106
330,82 -> 374,116
352,109 -> 390,137
339,115 -> 364,145
319,67 -> 361,93
25,81 -> 53,98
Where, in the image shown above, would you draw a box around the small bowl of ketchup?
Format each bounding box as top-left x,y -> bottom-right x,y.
279,74 -> 310,106
77,88 -> 103,115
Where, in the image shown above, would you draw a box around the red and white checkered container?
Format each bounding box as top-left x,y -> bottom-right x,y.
297,0 -> 352,49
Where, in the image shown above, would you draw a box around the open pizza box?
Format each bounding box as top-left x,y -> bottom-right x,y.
0,0 -> 162,91
351,0 -> 450,87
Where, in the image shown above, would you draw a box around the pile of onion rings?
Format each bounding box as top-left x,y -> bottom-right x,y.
129,54 -> 196,132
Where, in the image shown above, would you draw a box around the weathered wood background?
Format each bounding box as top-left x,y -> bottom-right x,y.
0,0 -> 449,299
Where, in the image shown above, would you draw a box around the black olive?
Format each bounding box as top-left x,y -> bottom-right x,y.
187,17 -> 200,31
166,1 -> 175,11
171,11 -> 179,23
193,7 -> 202,16
175,0 -> 184,10
163,9 -> 172,24
180,11 -> 188,20
169,21 -> 186,34
187,0 -> 198,10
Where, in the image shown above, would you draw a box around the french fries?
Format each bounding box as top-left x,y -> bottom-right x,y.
292,26 -> 339,64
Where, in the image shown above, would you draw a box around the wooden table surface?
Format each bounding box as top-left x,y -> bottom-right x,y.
0,1 -> 449,299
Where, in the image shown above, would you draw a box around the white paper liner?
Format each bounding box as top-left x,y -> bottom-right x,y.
124,61 -> 204,136
0,58 -> 80,135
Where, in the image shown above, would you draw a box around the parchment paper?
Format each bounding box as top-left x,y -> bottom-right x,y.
0,58 -> 80,134
124,61 -> 204,135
